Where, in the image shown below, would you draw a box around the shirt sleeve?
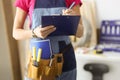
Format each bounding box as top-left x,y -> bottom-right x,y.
14,0 -> 29,13
66,0 -> 82,8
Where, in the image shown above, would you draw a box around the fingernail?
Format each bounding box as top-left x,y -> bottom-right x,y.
54,27 -> 56,30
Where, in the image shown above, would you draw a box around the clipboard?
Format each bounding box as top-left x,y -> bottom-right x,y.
41,15 -> 80,36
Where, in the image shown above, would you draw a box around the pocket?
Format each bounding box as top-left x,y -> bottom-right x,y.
38,59 -> 50,76
38,59 -> 56,80
27,58 -> 39,79
31,65 -> 39,79
45,66 -> 51,76
55,53 -> 64,76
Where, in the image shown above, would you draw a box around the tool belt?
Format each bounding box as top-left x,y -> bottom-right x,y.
27,43 -> 72,80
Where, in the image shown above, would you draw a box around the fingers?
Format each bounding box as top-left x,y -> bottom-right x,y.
62,9 -> 76,15
40,26 -> 56,38
40,25 -> 55,32
34,25 -> 56,39
62,9 -> 72,14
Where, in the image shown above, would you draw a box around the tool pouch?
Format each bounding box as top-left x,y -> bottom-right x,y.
27,43 -> 71,80
27,59 -> 39,79
27,53 -> 63,80
54,53 -> 63,76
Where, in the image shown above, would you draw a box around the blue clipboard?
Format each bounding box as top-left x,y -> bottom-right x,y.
41,15 -> 80,36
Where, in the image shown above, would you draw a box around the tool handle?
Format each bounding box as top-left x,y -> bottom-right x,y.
37,48 -> 42,62
33,47 -> 36,61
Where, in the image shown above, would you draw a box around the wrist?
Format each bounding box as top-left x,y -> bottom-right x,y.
32,28 -> 38,38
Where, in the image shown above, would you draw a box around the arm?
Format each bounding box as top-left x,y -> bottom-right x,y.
73,5 -> 84,38
13,8 -> 56,40
13,7 -> 32,40
62,5 -> 84,38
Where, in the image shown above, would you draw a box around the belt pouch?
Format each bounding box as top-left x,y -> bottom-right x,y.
55,53 -> 63,76
31,65 -> 38,79
27,59 -> 39,79
39,59 -> 56,80
45,66 -> 51,76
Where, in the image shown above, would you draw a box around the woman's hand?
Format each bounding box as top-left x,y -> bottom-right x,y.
33,25 -> 56,39
62,5 -> 84,38
62,9 -> 78,15
13,7 -> 56,40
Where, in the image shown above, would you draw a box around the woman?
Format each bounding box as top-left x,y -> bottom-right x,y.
13,0 -> 83,80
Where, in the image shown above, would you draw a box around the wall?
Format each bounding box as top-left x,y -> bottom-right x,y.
0,0 -> 21,80
95,0 -> 120,28
0,3 -> 13,80
76,1 -> 120,80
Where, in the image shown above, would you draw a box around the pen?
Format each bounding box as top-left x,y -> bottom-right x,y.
45,55 -> 54,76
68,2 -> 75,9
49,55 -> 54,66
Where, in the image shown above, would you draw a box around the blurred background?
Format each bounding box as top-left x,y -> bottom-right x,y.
0,0 -> 120,80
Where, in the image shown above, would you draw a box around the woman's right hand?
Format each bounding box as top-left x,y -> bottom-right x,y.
33,25 -> 56,39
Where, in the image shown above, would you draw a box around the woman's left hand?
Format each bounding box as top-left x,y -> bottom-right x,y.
62,5 -> 84,38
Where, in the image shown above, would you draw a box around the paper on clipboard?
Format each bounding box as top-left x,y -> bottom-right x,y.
41,15 -> 80,36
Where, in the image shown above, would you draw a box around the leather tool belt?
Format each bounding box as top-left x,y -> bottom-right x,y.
27,43 -> 71,80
